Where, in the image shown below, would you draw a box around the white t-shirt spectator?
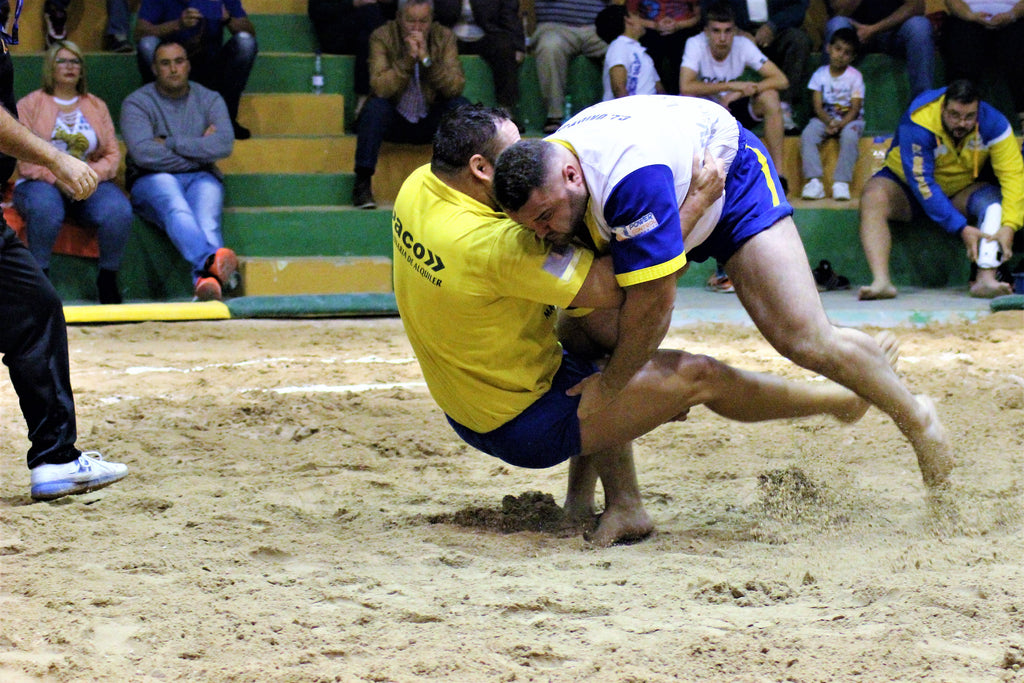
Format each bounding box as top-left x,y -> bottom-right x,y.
681,33 -> 768,105
806,64 -> 865,121
603,35 -> 660,100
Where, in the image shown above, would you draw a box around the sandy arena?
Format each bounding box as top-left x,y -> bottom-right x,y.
1,313 -> 1022,682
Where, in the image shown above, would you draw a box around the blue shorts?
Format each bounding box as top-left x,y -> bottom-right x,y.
446,351 -> 599,469
687,126 -> 794,264
872,166 -> 928,222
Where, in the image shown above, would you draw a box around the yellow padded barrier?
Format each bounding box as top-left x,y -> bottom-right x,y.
63,302 -> 232,324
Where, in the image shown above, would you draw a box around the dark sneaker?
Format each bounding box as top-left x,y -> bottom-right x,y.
31,451 -> 128,501
352,178 -> 376,209
103,34 -> 133,53
44,5 -> 67,46
705,272 -> 735,293
206,247 -> 239,292
194,276 -> 222,301
232,121 -> 251,140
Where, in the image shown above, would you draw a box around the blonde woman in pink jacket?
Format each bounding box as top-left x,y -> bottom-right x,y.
14,41 -> 133,304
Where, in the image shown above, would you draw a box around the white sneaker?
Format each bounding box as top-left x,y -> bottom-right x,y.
31,451 -> 128,501
832,182 -> 851,201
780,102 -> 798,132
801,178 -> 825,200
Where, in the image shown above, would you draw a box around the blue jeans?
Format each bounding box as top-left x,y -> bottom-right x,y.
13,179 -> 132,272
137,32 -> 258,121
129,171 -> 224,281
824,15 -> 934,99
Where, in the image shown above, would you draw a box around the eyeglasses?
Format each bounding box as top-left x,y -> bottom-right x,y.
55,58 -> 82,66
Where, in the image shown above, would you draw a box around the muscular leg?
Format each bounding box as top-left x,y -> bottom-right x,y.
726,217 -> 954,487
857,175 -> 912,300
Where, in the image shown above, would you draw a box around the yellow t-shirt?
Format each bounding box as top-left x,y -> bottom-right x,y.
393,165 -> 595,433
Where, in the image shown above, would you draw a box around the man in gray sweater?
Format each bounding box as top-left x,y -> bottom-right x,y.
121,40 -> 239,301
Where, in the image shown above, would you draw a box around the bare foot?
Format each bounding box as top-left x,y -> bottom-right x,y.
561,503 -> 598,536
858,282 -> 897,300
585,504 -> 654,547
969,279 -> 1012,298
909,394 -> 955,488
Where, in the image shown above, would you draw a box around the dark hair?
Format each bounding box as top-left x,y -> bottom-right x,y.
595,4 -> 627,44
944,79 -> 980,106
493,140 -> 554,213
153,38 -> 188,66
431,103 -> 511,176
829,26 -> 859,54
704,1 -> 735,26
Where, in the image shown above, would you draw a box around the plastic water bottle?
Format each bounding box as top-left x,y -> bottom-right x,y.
563,94 -> 573,122
312,50 -> 324,95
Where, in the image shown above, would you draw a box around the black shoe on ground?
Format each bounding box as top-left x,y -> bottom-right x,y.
352,178 -> 377,209
97,269 -> 123,304
103,34 -> 133,53
232,121 -> 251,140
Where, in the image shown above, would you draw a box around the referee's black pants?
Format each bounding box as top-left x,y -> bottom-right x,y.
1,223 -> 79,469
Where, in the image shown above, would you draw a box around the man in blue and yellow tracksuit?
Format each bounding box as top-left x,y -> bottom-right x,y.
857,79 -> 1023,299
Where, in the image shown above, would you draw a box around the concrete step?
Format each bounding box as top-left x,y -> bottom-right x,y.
240,256 -> 393,296
237,93 -> 345,136
222,206 -> 392,256
223,173 -> 355,207
221,138 -> 430,203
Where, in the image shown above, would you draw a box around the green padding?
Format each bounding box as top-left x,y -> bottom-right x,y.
226,293 -> 398,318
990,294 -> 1024,312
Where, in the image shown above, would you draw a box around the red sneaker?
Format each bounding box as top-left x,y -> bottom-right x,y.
193,276 -> 222,301
207,247 -> 239,291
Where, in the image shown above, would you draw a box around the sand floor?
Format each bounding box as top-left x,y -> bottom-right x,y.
1,314 -> 1022,682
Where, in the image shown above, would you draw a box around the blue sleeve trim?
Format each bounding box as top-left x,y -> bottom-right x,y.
603,164 -> 686,282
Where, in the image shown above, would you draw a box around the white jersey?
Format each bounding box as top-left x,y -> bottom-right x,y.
681,33 -> 768,106
603,35 -> 661,101
548,95 -> 740,283
806,64 -> 865,121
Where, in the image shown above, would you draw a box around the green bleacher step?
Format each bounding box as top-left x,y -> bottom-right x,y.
250,15 -> 318,53
224,173 -> 354,208
222,207 -> 393,256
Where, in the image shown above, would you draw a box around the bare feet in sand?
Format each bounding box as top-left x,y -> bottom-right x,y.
858,282 -> 897,300
969,270 -> 1012,298
909,394 -> 955,488
585,505 -> 654,547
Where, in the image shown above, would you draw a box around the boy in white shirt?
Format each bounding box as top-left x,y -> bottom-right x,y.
596,4 -> 664,100
800,27 -> 865,201
679,0 -> 789,194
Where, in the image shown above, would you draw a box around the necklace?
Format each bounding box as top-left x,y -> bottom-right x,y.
53,95 -> 80,106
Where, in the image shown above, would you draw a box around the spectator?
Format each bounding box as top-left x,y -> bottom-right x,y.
135,0 -> 258,140
13,41 -> 132,304
627,0 -> 701,95
824,0 -> 933,100
41,0 -> 133,52
532,0 -> 608,134
121,40 -> 240,302
680,1 -> 790,192
596,3 -> 664,99
307,0 -> 395,119
800,27 -> 864,201
352,0 -> 468,209
434,0 -> 526,128
857,80 -> 1023,300
941,0 -> 1024,132
703,0 -> 811,130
